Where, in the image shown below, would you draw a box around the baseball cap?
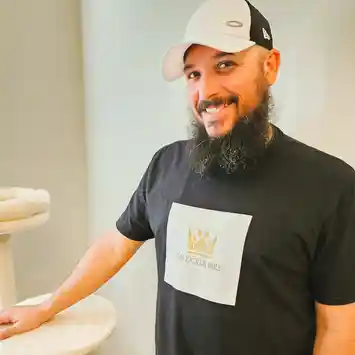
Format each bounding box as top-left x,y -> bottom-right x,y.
162,0 -> 273,82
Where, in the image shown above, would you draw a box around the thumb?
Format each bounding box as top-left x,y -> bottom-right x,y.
0,324 -> 19,340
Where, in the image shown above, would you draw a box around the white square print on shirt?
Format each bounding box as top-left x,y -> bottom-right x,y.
164,202 -> 253,306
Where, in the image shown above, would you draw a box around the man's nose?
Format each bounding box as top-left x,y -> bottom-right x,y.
198,76 -> 220,101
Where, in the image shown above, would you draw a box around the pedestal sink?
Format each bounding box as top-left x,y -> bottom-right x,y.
0,187 -> 116,354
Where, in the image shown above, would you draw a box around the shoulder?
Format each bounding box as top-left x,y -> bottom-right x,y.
143,139 -> 190,184
276,127 -> 355,188
150,139 -> 190,167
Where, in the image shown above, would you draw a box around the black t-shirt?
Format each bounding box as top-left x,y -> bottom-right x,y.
116,125 -> 355,355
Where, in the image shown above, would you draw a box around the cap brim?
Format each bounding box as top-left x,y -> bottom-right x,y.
162,36 -> 256,82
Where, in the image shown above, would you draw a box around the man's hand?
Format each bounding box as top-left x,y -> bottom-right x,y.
0,304 -> 52,340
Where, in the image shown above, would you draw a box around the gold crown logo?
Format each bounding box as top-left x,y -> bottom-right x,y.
187,228 -> 217,258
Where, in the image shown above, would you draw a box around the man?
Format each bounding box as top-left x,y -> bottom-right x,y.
1,0 -> 355,354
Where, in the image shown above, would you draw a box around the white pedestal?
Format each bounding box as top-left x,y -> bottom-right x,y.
0,234 -> 16,310
0,211 -> 50,311
0,293 -> 117,355
0,188 -> 117,354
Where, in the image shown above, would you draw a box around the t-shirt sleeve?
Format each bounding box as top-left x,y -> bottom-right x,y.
310,171 -> 355,305
115,148 -> 164,242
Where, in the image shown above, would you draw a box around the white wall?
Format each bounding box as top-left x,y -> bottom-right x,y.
82,0 -> 355,354
260,0 -> 355,166
0,0 -> 88,301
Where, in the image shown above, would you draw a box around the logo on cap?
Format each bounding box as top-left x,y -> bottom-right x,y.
262,28 -> 271,40
225,20 -> 243,28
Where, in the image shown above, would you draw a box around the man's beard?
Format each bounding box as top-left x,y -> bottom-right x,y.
188,89 -> 274,177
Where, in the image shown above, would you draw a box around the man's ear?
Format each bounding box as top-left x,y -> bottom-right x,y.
264,48 -> 281,86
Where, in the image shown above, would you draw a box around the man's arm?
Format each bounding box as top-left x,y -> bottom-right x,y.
313,301 -> 355,355
40,230 -> 144,318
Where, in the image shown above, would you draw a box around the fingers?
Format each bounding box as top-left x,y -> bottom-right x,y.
0,324 -> 18,340
0,311 -> 12,325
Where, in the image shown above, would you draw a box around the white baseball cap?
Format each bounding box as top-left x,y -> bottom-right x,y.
162,0 -> 273,82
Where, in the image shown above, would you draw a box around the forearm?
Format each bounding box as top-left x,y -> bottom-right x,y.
39,230 -> 143,318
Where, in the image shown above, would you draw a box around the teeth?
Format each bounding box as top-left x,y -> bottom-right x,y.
205,104 -> 229,114
205,107 -> 219,113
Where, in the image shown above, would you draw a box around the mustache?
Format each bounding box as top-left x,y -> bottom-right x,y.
197,95 -> 239,115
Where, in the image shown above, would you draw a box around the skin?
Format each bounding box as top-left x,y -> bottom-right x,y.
314,302 -> 355,355
184,43 -> 355,355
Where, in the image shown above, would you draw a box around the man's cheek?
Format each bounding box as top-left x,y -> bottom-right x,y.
191,104 -> 202,122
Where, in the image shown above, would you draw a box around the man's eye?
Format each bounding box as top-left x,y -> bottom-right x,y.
217,61 -> 235,69
187,71 -> 200,80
